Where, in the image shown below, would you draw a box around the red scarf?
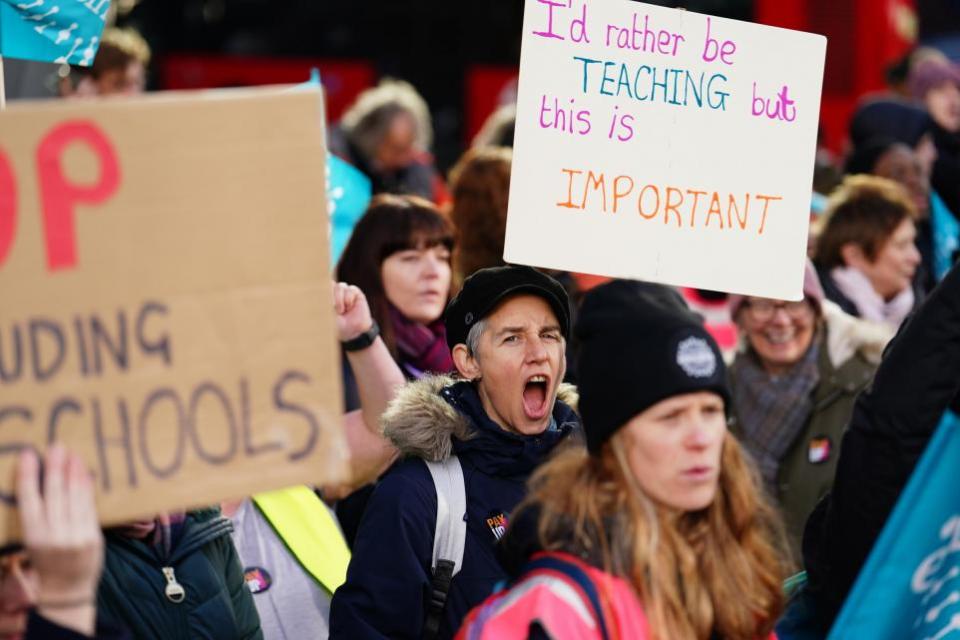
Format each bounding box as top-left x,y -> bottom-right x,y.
388,305 -> 453,378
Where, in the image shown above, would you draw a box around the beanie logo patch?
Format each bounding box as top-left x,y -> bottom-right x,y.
676,336 -> 717,379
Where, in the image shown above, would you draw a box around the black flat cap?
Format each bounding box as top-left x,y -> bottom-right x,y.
445,265 -> 571,350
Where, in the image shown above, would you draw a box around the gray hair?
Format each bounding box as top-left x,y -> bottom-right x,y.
465,319 -> 488,360
340,78 -> 433,161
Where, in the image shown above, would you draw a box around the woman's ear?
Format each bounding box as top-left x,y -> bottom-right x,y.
452,344 -> 481,380
840,242 -> 869,269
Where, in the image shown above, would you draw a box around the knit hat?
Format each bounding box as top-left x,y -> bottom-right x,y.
728,259 -> 825,319
909,59 -> 960,101
444,265 -> 571,350
575,279 -> 730,454
849,98 -> 934,149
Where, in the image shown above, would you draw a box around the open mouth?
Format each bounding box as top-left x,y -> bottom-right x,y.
522,374 -> 551,420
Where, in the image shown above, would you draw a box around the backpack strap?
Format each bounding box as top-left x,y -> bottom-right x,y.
521,555 -> 613,640
423,455 -> 467,640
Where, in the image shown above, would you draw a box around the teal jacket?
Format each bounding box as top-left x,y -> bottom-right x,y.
97,508 -> 263,640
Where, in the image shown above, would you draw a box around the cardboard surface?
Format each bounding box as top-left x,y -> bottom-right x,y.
505,0 -> 826,299
0,86 -> 348,544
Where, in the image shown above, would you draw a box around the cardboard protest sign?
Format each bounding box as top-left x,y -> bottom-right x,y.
0,86 -> 348,545
828,411 -> 960,639
0,0 -> 109,65
505,0 -> 826,299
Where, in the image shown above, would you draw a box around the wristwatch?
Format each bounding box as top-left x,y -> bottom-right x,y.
342,320 -> 380,352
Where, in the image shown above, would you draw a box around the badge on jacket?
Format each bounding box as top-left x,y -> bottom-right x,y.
486,511 -> 508,541
808,436 -> 832,464
244,567 -> 273,594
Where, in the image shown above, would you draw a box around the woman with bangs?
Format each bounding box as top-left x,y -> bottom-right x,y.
334,194 -> 456,542
337,194 -> 456,402
459,281 -> 789,640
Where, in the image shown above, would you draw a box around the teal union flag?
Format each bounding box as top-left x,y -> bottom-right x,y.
829,411 -> 960,639
0,0 -> 109,65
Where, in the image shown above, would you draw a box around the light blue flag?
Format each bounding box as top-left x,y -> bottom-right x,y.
295,68 -> 372,266
327,153 -> 371,266
829,411 -> 960,639
931,190 -> 960,282
0,0 -> 109,65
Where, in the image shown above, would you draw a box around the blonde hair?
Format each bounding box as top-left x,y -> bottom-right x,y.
814,174 -> 917,270
93,27 -> 151,74
519,432 -> 790,640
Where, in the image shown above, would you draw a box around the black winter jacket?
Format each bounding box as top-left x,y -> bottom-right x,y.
329,376 -> 579,640
797,260 -> 960,632
97,509 -> 262,640
25,612 -> 129,640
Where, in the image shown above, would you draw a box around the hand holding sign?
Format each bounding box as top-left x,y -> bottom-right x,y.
17,445 -> 102,636
506,0 -> 826,299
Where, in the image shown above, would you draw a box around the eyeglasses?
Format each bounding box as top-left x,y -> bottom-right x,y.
744,299 -> 814,322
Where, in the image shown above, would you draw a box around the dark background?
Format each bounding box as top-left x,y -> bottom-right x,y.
118,0 -> 753,171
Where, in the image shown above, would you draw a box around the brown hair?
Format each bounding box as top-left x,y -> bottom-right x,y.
518,432 -> 789,640
471,104 -> 517,149
814,174 -> 916,270
336,194 -> 454,356
448,147 -> 512,285
91,28 -> 151,79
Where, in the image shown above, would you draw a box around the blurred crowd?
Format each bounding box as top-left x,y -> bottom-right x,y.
4,22 -> 960,640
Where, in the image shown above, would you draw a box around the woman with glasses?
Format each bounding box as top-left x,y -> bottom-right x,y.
727,260 -> 891,552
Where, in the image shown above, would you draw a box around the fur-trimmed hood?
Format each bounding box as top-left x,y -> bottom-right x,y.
821,299 -> 894,367
381,374 -> 579,462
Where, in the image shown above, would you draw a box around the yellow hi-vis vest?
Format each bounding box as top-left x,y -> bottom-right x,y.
252,486 -> 351,595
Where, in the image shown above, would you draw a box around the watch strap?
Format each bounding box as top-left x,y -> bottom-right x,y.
342,319 -> 380,352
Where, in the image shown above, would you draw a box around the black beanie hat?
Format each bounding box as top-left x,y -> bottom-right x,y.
575,279 -> 731,454
445,265 -> 571,350
849,98 -> 934,149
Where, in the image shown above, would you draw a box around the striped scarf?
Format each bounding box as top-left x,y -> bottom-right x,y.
730,339 -> 820,492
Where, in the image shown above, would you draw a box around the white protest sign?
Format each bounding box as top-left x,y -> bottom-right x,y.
504,0 -> 826,299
